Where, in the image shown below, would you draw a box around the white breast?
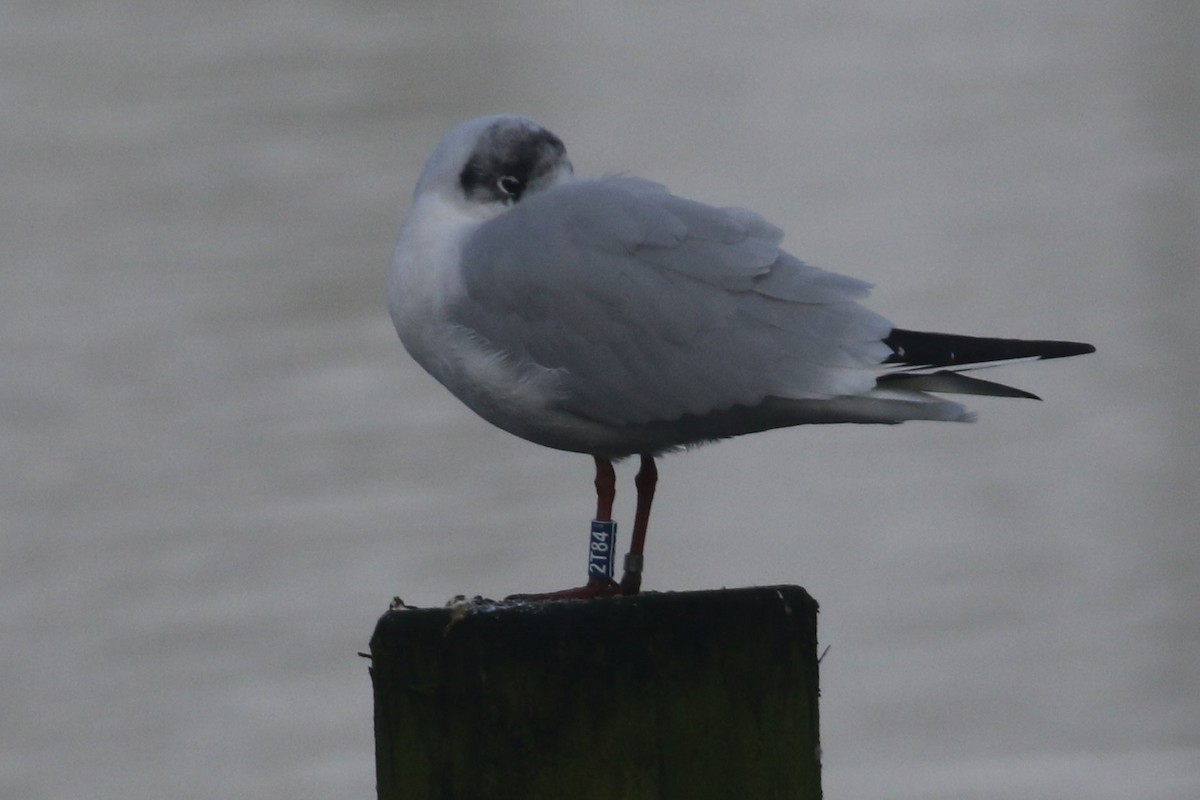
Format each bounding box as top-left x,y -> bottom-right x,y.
389,193 -> 592,449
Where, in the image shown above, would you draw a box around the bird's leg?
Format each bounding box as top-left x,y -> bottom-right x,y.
505,456 -> 621,602
593,455 -> 615,522
620,454 -> 656,595
585,456 -> 620,593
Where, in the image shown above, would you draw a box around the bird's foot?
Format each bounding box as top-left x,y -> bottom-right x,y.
618,571 -> 642,595
505,576 -> 635,602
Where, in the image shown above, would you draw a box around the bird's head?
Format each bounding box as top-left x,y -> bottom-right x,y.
412,115 -> 574,218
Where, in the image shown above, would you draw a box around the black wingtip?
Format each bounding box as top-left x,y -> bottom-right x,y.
884,329 -> 1095,369
1074,342 -> 1098,356
876,370 -> 1045,400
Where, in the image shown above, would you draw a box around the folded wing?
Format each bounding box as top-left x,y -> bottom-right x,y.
456,176 -> 893,427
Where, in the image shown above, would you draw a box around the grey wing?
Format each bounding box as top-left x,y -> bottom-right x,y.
455,176 -> 893,427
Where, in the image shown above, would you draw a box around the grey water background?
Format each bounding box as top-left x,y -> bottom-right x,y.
3,1 -> 1197,798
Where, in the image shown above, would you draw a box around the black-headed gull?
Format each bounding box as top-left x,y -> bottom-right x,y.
388,115 -> 1094,598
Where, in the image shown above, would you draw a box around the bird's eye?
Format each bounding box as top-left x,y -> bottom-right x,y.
497,175 -> 523,203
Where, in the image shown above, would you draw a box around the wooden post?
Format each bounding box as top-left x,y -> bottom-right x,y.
370,585 -> 821,800
369,585 -> 820,796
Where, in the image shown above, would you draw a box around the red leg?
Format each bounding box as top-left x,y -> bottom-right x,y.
620,454 -> 656,595
593,455 -> 615,522
583,456 -> 621,593
506,456 -> 621,601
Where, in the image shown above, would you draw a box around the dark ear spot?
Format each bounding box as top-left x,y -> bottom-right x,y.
459,122 -> 568,205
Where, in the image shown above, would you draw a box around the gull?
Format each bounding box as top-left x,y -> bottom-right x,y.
388,115 -> 1094,599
